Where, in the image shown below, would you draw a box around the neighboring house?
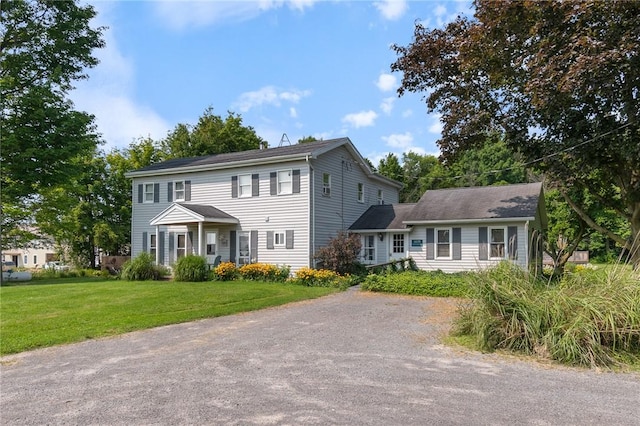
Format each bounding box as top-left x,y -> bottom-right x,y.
125,138 -> 402,272
349,183 -> 547,273
1,235 -> 57,269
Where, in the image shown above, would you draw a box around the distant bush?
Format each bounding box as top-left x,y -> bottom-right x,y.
173,255 -> 209,282
121,252 -> 164,281
291,267 -> 351,289
315,231 -> 364,275
213,262 -> 238,281
361,270 -> 471,297
239,263 -> 290,282
454,261 -> 640,368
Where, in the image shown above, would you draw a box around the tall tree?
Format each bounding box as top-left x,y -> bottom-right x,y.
0,0 -> 105,249
377,153 -> 404,184
160,107 -> 265,159
392,0 -> 640,266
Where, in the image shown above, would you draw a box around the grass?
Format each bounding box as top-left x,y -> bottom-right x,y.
0,277 -> 339,355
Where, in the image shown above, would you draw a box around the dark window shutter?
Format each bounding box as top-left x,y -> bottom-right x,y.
230,231 -> 237,263
452,227 -> 462,260
292,169 -> 300,194
167,182 -> 173,202
142,232 -> 148,252
158,231 -> 165,264
286,230 -> 294,249
153,183 -> 160,203
185,180 -> 191,201
479,227 -> 488,260
168,233 -> 175,263
231,176 -> 238,198
252,174 -> 259,197
187,231 -> 193,255
250,230 -> 258,262
138,184 -> 143,203
426,228 -> 434,260
266,231 -> 274,249
508,226 -> 518,260
270,172 -> 277,195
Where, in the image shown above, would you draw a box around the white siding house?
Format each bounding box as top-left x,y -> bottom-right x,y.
125,138 -> 402,272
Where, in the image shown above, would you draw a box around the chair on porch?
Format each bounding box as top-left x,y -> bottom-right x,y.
209,255 -> 222,270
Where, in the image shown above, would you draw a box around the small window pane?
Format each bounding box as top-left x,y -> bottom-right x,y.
174,181 -> 185,201
239,174 -> 251,197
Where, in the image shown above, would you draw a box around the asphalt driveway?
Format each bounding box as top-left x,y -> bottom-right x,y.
1,287 -> 639,425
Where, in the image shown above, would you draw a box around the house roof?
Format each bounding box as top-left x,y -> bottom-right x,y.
348,204 -> 417,231
404,182 -> 544,223
150,203 -> 239,226
125,137 -> 401,188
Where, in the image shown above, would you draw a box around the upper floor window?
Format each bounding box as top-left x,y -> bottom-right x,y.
377,189 -> 384,205
174,181 -> 185,201
144,183 -> 155,203
323,173 -> 331,196
239,174 -> 252,197
278,170 -> 292,195
357,183 -> 364,203
436,228 -> 451,258
490,227 -> 506,258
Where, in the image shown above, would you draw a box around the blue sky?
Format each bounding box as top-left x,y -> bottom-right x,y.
72,1 -> 472,165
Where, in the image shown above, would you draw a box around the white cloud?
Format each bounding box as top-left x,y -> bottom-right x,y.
374,0 -> 407,21
380,97 -> 395,115
233,86 -> 311,112
376,73 -> 397,92
342,110 -> 378,128
154,1 -> 317,30
289,107 -> 298,118
428,114 -> 443,134
382,132 -> 414,150
402,109 -> 413,118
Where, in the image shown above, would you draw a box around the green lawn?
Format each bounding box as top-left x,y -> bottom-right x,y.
0,278 -> 339,355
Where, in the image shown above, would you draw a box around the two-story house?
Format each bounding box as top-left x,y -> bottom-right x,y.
125,138 -> 402,272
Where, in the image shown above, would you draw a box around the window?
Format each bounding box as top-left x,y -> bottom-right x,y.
174,181 -> 185,201
144,183 -> 155,203
392,234 -> 405,254
150,234 -> 157,258
176,233 -> 186,259
377,189 -> 384,205
363,235 -> 375,262
436,228 -> 451,258
239,174 -> 252,197
24,255 -> 28,265
274,231 -> 286,247
33,255 -> 37,265
322,173 -> 331,196
490,227 -> 506,258
206,232 -> 217,255
357,183 -> 364,203
238,232 -> 251,265
278,170 -> 292,195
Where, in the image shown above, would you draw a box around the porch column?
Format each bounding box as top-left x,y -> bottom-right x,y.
198,221 -> 204,256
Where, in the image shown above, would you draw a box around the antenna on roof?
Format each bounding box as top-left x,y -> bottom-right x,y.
279,133 -> 291,147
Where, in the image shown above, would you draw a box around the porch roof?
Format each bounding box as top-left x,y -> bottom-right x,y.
349,204 -> 416,231
150,203 -> 239,226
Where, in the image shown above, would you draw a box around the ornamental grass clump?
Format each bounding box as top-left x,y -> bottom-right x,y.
120,252 -> 164,281
239,263 -> 290,282
454,261 -> 640,368
173,255 -> 209,282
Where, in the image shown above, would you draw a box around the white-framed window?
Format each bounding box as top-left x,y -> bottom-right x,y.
174,181 -> 185,201
490,227 -> 506,259
149,233 -> 157,258
144,183 -> 155,203
238,231 -> 251,265
377,189 -> 384,205
392,234 -> 405,254
357,183 -> 364,203
278,170 -> 292,195
24,255 -> 28,265
274,231 -> 286,247
176,233 -> 186,259
322,173 -> 331,196
239,174 -> 252,197
206,232 -> 217,255
362,235 -> 375,263
436,228 -> 451,259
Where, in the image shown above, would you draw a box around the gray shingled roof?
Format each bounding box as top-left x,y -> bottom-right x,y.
349,204 -> 417,230
133,138 -> 348,173
404,182 -> 543,222
177,203 -> 238,221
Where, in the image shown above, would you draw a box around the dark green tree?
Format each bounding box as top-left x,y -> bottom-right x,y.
376,153 -> 404,184
392,0 -> 640,266
297,135 -> 317,144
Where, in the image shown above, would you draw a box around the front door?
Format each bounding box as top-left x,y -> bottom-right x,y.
361,234 -> 376,265
238,231 -> 250,265
205,231 -> 217,264
389,233 -> 406,261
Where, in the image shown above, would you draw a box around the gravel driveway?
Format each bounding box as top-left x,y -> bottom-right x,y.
1,287 -> 639,425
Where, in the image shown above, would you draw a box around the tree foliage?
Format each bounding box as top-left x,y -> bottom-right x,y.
160,107 -> 265,159
315,231 -> 363,275
392,0 -> 640,266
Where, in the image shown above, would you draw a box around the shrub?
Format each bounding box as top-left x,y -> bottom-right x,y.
213,262 -> 238,281
315,231 -> 363,275
361,270 -> 471,297
120,252 -> 163,281
454,261 -> 640,367
239,263 -> 290,282
291,267 -> 350,289
173,255 -> 209,282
